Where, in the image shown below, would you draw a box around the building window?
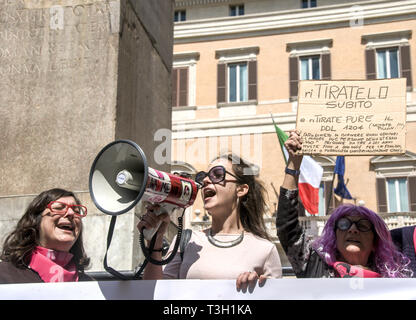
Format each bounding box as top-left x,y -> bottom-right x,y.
215,46 -> 259,105
172,67 -> 188,107
230,4 -> 244,16
290,53 -> 329,99
286,39 -> 332,100
371,152 -> 416,213
228,62 -> 248,102
217,60 -> 257,104
387,178 -> 409,212
362,30 -> 412,89
376,47 -> 399,79
300,56 -> 321,80
172,52 -> 199,109
174,10 -> 186,22
302,0 -> 317,8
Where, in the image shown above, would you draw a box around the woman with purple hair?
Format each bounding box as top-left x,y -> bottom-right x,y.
276,131 -> 413,278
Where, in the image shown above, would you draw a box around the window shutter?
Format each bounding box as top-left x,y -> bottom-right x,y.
324,180 -> 334,214
179,68 -> 188,106
376,178 -> 388,213
400,45 -> 412,90
248,60 -> 257,101
172,68 -> 178,107
365,49 -> 376,79
408,176 -> 416,212
289,56 -> 299,100
217,63 -> 226,103
321,53 -> 331,80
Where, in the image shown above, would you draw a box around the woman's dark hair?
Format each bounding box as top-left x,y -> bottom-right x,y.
215,153 -> 270,240
1,188 -> 90,272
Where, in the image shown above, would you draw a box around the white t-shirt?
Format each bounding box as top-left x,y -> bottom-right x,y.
163,230 -> 282,279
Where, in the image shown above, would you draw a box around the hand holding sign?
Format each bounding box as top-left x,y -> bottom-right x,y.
296,78 -> 407,155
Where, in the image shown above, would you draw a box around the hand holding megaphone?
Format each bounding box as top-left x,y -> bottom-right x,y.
137,203 -> 170,244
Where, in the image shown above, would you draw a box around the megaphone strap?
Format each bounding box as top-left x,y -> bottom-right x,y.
102,209 -> 186,279
139,215 -> 184,266
103,216 -> 131,280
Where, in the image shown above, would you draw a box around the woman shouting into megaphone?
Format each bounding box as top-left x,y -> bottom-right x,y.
137,153 -> 282,290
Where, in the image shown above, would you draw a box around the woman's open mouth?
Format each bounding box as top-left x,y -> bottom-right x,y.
57,223 -> 74,232
345,238 -> 361,245
203,188 -> 216,202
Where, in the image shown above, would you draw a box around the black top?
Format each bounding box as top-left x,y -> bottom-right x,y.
0,261 -> 94,284
390,225 -> 416,276
275,187 -> 334,278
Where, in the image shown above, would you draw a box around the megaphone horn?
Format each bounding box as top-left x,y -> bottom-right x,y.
89,140 -> 198,240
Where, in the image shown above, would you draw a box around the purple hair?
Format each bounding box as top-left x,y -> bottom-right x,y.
311,204 -> 413,278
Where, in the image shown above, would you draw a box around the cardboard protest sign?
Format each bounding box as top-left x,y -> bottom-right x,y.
296,79 -> 407,155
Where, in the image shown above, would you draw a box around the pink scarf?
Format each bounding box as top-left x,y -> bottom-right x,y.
29,246 -> 78,282
413,227 -> 416,255
332,262 -> 381,278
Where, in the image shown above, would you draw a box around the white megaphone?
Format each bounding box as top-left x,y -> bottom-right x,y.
89,140 -> 198,241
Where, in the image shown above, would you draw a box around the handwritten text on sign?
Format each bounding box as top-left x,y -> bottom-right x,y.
296,79 -> 407,155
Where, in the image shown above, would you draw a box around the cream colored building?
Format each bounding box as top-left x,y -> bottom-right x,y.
170,0 -> 416,267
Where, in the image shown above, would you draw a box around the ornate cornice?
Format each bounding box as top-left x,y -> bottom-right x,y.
174,0 -> 416,43
215,46 -> 260,59
175,0 -> 238,8
286,39 -> 333,52
361,29 -> 412,44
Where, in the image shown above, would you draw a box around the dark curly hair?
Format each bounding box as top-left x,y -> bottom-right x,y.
1,188 -> 90,272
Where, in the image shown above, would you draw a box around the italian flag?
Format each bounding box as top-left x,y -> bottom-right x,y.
271,116 -> 323,215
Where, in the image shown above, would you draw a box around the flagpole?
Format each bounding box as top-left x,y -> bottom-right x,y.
270,182 -> 279,215
326,170 -> 336,215
270,113 -> 288,165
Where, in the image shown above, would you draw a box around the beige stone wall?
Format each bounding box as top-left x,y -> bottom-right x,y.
0,0 -> 119,195
0,0 -> 174,273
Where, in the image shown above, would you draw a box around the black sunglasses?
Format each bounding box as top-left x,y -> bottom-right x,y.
195,165 -> 238,185
335,217 -> 373,233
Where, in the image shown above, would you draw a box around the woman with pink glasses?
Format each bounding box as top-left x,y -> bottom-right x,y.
0,188 -> 93,283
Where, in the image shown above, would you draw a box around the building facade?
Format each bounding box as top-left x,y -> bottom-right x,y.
170,0 -> 416,267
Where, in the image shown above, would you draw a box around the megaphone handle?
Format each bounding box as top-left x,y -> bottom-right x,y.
142,202 -> 173,241
138,215 -> 184,267
142,220 -> 162,241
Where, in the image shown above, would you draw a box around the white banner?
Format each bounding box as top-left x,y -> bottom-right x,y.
0,278 -> 415,300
